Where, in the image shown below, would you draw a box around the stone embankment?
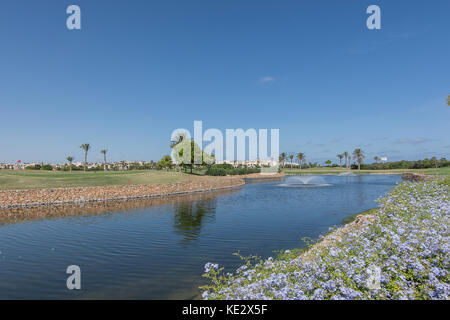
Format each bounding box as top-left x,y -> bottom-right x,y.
242,172 -> 285,180
0,176 -> 245,209
401,173 -> 429,182
0,187 -> 239,225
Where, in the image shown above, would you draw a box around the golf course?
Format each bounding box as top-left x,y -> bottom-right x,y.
0,170 -> 190,190
282,167 -> 450,176
0,167 -> 449,190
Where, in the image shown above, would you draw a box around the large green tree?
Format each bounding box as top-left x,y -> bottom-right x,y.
80,144 -> 91,172
352,148 -> 365,170
171,138 -> 214,173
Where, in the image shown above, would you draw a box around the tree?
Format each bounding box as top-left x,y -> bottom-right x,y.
66,156 -> 74,173
171,137 -> 214,173
344,151 -> 349,169
353,148 -> 365,170
447,94 -> 450,106
101,149 -> 108,171
279,152 -> 287,168
430,157 -> 439,169
80,144 -> 91,172
348,155 -> 352,168
374,156 -> 379,164
325,160 -> 332,167
157,155 -> 173,170
171,133 -> 186,171
296,153 -> 305,169
337,154 -> 344,168
288,154 -> 294,168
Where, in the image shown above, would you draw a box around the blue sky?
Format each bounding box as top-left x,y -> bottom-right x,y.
0,0 -> 449,164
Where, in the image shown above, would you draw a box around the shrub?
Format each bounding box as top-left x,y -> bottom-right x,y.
205,165 -> 261,176
206,167 -> 227,176
25,165 -> 41,170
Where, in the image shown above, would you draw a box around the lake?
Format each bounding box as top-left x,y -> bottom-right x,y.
0,174 -> 401,299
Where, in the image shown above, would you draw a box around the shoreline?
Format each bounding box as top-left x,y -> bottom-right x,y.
202,177 -> 449,300
0,176 -> 245,209
0,173 -> 285,209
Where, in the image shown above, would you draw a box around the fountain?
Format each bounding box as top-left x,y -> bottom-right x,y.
278,175 -> 332,188
338,172 -> 355,176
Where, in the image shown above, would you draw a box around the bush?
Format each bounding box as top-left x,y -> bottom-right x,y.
205,165 -> 261,176
206,167 -> 227,176
25,165 -> 41,170
358,158 -> 449,170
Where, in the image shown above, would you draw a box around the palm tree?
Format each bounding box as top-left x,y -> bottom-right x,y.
337,154 -> 344,168
343,151 -> 349,169
80,144 -> 91,172
279,152 -> 287,168
353,148 -> 365,170
348,155 -> 352,169
66,156 -> 74,173
101,149 -> 108,171
374,156 -> 379,164
288,154 -> 294,168
296,153 -> 305,170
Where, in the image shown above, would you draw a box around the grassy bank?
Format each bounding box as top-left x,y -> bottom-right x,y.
282,167 -> 450,176
0,170 -> 189,190
202,177 -> 450,300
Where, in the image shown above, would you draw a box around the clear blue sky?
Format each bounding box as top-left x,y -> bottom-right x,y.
1,0 -> 449,164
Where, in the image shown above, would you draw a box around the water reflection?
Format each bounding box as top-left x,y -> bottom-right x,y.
173,198 -> 217,245
0,188 -> 238,227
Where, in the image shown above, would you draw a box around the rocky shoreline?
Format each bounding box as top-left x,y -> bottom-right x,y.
0,176 -> 245,209
0,187 -> 240,226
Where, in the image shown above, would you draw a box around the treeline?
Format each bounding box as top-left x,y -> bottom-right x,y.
25,161 -> 164,172
205,164 -> 261,176
355,157 -> 449,170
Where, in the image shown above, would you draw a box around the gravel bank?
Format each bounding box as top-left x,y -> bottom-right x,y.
0,176 -> 245,209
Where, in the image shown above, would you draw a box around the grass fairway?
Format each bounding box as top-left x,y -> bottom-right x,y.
282,167 -> 450,176
0,170 -> 190,190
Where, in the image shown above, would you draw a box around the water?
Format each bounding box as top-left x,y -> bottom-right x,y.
0,174 -> 400,299
278,175 -> 333,187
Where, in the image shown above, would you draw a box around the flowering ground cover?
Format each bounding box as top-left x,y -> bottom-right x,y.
202,177 -> 449,300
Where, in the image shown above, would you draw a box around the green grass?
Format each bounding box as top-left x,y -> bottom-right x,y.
282,167 -> 450,176
0,170 -> 190,190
